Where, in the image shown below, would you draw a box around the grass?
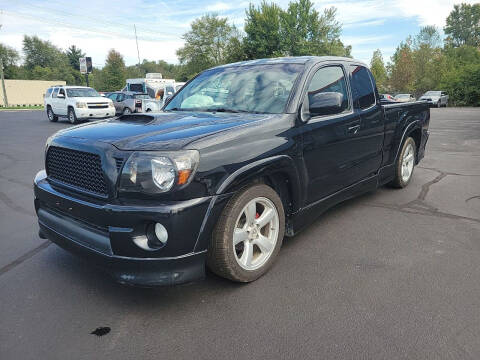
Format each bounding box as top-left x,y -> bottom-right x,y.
0,105 -> 44,110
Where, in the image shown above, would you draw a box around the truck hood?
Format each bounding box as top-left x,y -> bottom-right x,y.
54,111 -> 274,151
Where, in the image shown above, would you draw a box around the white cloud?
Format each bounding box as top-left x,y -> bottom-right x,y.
314,0 -> 478,28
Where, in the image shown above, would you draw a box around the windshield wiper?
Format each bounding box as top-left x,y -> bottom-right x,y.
205,108 -> 241,113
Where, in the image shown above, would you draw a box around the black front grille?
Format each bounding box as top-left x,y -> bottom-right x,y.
87,103 -> 109,109
46,146 -> 107,196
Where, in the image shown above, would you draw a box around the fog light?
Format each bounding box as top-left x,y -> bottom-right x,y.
154,223 -> 168,245
132,223 -> 168,251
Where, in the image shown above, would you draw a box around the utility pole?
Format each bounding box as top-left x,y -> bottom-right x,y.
0,57 -> 8,107
134,24 -> 141,66
0,20 -> 7,107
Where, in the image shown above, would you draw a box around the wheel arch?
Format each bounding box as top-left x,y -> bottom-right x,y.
215,155 -> 303,215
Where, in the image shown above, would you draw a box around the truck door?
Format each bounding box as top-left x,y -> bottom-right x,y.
50,88 -> 59,112
56,88 -> 68,115
301,64 -> 365,203
348,65 -> 384,180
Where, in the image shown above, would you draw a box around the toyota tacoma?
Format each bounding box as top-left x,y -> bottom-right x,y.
34,57 -> 430,286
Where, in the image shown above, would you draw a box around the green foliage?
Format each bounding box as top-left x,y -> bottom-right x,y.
370,49 -> 387,92
244,1 -> 284,58
388,38 -> 415,93
176,14 -> 244,78
441,63 -> 480,106
23,35 -> 64,69
0,43 -> 20,78
444,3 -> 480,47
66,45 -> 85,71
244,0 -> 350,59
97,49 -> 126,92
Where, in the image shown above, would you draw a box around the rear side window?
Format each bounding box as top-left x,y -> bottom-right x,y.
307,66 -> 350,113
52,88 -> 59,98
350,65 -> 375,109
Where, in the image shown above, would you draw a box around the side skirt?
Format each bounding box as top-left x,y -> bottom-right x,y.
286,175 -> 378,236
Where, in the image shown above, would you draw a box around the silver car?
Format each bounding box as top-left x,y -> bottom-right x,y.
394,94 -> 416,103
107,91 -> 146,115
419,91 -> 449,107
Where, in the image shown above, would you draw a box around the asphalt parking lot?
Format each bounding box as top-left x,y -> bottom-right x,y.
0,108 -> 479,359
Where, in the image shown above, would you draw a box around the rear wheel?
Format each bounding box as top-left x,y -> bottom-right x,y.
122,107 -> 132,115
389,137 -> 416,188
47,107 -> 58,122
68,107 -> 78,124
207,184 -> 285,282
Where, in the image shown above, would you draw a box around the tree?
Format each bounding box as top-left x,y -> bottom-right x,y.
370,49 -> 387,92
444,3 -> 480,47
412,26 -> 444,95
244,0 -> 351,59
22,35 -> 64,69
98,49 -> 126,91
0,43 -> 20,78
66,45 -> 85,70
388,38 -> 415,93
177,14 -> 244,78
244,1 -> 284,58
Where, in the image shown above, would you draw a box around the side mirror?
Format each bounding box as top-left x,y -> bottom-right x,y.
308,92 -> 344,116
57,93 -> 65,98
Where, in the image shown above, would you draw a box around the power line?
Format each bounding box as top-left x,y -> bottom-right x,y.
2,10 -> 180,42
20,1 -> 185,38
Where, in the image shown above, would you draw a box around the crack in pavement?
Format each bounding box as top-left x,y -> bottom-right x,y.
365,167 -> 480,224
466,195 -> 480,203
0,191 -> 35,217
0,240 -> 51,277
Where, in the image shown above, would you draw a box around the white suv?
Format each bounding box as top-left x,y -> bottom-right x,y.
44,86 -> 115,124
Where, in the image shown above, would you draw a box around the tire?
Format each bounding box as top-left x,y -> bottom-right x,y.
437,101 -> 441,108
207,183 -> 285,282
46,106 -> 58,122
389,137 -> 416,188
122,107 -> 132,115
68,107 -> 78,124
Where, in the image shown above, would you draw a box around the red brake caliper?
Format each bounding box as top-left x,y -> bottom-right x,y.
255,212 -> 260,219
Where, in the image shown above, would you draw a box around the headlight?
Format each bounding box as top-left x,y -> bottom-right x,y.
108,102 -> 115,108
76,102 -> 87,108
119,150 -> 199,194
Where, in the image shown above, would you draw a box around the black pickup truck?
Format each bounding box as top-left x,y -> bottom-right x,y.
34,56 -> 430,286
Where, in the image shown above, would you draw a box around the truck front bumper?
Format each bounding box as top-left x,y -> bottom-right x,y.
34,171 -> 229,286
75,107 -> 115,119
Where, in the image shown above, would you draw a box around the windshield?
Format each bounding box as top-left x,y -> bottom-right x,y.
165,64 -> 303,114
134,94 -> 150,99
424,91 -> 441,96
395,94 -> 410,99
66,88 -> 100,97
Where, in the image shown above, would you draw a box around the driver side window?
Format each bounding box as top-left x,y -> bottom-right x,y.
307,66 -> 350,113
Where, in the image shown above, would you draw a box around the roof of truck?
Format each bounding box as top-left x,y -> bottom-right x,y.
214,56 -> 367,69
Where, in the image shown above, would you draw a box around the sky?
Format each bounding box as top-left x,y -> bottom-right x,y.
0,0 -> 477,68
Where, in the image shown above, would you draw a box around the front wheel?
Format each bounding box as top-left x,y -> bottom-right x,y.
68,108 -> 78,124
122,107 -> 132,115
47,107 -> 58,122
389,137 -> 416,188
207,184 -> 285,282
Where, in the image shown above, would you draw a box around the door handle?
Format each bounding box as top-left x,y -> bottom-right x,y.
347,124 -> 360,134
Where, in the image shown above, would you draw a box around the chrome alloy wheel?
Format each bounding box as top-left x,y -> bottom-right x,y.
233,197 -> 280,271
401,143 -> 415,183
